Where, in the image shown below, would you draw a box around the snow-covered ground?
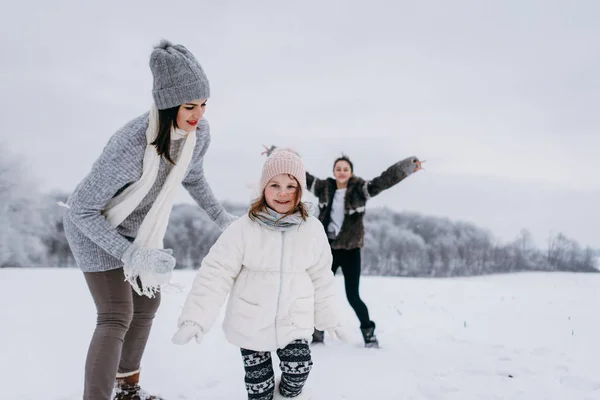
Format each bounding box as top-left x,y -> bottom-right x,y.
1,269 -> 599,399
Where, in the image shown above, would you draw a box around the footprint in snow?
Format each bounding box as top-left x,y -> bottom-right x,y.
558,376 -> 600,391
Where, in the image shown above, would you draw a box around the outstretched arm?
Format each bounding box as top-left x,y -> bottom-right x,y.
305,171 -> 328,198
184,167 -> 236,230
364,156 -> 421,198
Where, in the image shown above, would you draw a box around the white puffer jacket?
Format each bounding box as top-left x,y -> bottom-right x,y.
177,214 -> 339,351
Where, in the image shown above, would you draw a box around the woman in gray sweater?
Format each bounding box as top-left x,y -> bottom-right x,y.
63,40 -> 235,400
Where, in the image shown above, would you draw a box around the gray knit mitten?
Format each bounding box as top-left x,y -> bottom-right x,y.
121,245 -> 176,273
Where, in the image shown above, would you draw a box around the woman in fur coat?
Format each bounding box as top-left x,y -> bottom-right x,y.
263,146 -> 421,348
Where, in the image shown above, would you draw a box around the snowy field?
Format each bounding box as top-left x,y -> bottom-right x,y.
1,269 -> 599,400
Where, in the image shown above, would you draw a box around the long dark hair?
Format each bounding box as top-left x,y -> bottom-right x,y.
151,106 -> 180,165
333,154 -> 354,172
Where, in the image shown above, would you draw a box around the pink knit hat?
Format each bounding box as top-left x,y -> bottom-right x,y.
260,148 -> 307,191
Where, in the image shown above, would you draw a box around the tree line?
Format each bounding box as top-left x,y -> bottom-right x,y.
1,154 -> 597,275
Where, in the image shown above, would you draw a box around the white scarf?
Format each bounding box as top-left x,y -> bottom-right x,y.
102,106 -> 197,297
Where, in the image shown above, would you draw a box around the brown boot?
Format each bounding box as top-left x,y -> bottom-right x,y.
114,371 -> 164,400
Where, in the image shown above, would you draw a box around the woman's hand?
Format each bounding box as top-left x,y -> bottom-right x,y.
121,245 -> 176,273
413,158 -> 423,173
399,157 -> 423,175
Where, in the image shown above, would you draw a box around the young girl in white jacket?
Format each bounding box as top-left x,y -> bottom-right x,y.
172,149 -> 346,399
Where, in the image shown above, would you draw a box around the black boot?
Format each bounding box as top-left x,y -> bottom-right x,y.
360,322 -> 379,348
311,328 -> 324,344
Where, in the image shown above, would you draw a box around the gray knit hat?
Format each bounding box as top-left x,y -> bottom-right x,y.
149,40 -> 210,110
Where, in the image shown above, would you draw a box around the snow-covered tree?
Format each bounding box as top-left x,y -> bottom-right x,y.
0,152 -> 47,268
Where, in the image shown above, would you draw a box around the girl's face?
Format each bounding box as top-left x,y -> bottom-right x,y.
264,173 -> 299,214
176,99 -> 207,132
333,160 -> 352,185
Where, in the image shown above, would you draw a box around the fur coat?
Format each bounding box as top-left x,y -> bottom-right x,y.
306,156 -> 418,250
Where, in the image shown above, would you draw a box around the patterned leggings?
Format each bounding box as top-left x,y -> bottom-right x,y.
241,339 -> 313,400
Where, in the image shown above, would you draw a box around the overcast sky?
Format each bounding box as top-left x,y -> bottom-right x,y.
1,0 -> 599,248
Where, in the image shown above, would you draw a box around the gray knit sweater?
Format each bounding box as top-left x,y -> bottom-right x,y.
63,112 -> 233,272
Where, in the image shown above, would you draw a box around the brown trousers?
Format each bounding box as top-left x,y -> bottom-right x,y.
83,268 -> 161,400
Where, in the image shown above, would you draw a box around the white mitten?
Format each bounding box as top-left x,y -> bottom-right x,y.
326,325 -> 350,343
172,321 -> 203,345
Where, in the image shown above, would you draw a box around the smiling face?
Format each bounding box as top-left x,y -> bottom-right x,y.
264,173 -> 300,214
176,99 -> 207,132
333,159 -> 353,185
